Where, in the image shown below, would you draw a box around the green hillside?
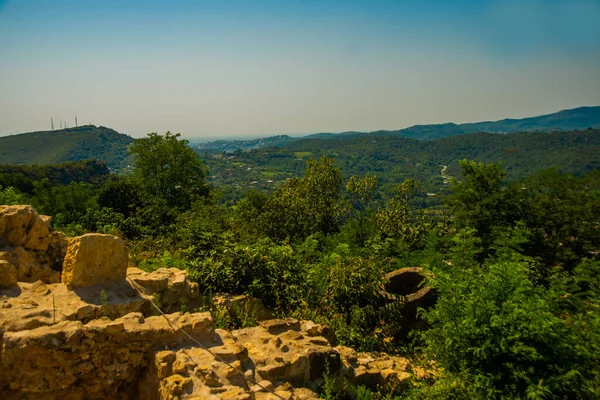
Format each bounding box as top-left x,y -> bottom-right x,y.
200,129 -> 600,193
0,125 -> 135,171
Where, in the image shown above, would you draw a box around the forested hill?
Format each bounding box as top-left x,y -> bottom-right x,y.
0,125 -> 134,171
201,129 -> 600,193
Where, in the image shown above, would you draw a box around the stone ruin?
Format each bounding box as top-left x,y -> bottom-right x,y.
0,205 -> 432,399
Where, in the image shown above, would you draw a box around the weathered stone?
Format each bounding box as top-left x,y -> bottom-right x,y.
0,267 -> 204,332
259,319 -> 301,335
0,259 -> 17,288
1,302 -> 412,399
1,311 -> 214,399
302,320 -> 339,346
0,206 -> 416,399
128,267 -> 200,312
213,293 -> 275,322
0,205 -> 51,251
381,267 -> 438,338
0,207 -> 65,284
62,234 -> 128,287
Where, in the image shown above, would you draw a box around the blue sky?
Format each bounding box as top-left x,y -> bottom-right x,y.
1,0 -> 599,138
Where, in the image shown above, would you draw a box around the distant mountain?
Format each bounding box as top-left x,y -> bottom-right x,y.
197,106 -> 600,151
0,125 -> 135,171
393,106 -> 600,140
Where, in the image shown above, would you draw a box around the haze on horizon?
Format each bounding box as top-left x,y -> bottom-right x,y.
1,0 -> 599,139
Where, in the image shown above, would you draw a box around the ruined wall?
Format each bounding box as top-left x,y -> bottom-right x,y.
0,206 -> 415,399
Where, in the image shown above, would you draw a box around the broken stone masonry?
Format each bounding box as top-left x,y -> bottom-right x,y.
0,205 -> 430,399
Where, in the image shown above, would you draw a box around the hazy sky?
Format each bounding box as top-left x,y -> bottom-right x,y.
1,0 -> 599,138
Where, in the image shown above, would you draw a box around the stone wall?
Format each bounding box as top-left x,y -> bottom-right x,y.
0,206 -> 417,399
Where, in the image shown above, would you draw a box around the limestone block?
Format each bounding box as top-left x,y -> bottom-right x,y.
62,234 -> 128,287
0,205 -> 51,251
0,259 -> 17,288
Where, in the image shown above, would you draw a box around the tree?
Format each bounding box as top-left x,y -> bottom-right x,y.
129,132 -> 208,208
448,160 -> 522,260
260,156 -> 344,242
346,173 -> 378,246
519,169 -> 600,272
97,176 -> 144,218
375,179 -> 431,252
0,186 -> 27,205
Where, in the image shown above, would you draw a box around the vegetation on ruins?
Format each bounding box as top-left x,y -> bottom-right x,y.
1,131 -> 600,399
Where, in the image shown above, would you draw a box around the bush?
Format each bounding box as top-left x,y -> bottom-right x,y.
418,248 -> 600,398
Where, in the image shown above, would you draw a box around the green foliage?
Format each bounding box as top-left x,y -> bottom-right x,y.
203,129 -> 600,193
418,235 -> 600,398
0,186 -> 27,205
347,173 -> 378,246
32,180 -> 98,227
97,176 -> 144,218
136,251 -> 189,273
261,155 -> 344,242
322,360 -> 337,400
231,190 -> 269,239
130,132 -> 208,208
374,179 -> 433,256
327,253 -> 387,313
519,169 -> 600,271
447,160 -> 522,259
175,201 -> 229,257
188,238 -> 305,312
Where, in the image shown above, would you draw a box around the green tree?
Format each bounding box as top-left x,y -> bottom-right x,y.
97,176 -> 144,218
129,132 -> 208,208
519,169 -> 600,272
375,179 -> 431,253
346,173 -> 378,246
261,155 -> 344,242
448,160 -> 522,260
0,186 -> 27,205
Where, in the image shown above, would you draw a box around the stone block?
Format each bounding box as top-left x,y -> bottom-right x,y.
61,234 -> 128,287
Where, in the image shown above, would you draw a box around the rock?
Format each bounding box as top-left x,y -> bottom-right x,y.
336,346 -> 411,392
1,311 -> 214,399
213,293 -> 275,322
0,205 -> 51,251
0,267 -> 203,332
61,234 -> 128,287
1,298 -> 412,399
128,267 -> 200,313
0,259 -> 17,288
302,320 -> 339,346
2,246 -> 61,283
0,206 -> 65,284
